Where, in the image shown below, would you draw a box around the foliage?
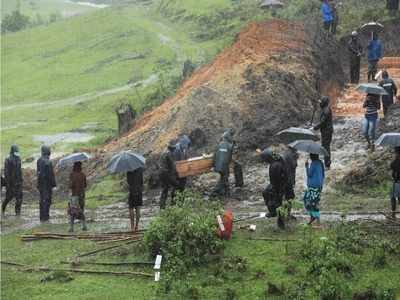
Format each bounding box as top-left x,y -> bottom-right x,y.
1,10 -> 30,33
144,192 -> 224,276
40,271 -> 74,283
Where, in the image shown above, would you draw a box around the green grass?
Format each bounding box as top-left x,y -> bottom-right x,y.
1,0 -> 98,20
1,0 -> 267,160
2,220 -> 400,299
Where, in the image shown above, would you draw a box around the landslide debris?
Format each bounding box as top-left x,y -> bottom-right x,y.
103,20 -> 343,162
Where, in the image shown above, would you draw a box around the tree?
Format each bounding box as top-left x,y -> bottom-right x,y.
1,10 -> 30,33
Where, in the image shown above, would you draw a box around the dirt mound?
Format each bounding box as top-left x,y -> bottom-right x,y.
103,20 -> 342,160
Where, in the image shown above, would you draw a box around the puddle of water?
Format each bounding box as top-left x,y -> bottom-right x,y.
64,0 -> 110,8
33,132 -> 94,145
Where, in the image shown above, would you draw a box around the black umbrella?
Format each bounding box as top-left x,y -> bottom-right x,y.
356,83 -> 388,96
107,151 -> 145,174
289,140 -> 328,156
375,133 -> 400,147
276,127 -> 319,143
57,152 -> 90,168
360,22 -> 384,34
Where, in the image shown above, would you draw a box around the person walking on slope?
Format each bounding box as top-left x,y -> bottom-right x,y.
348,31 -> 363,84
260,148 -> 289,228
159,140 -> 179,209
367,33 -> 383,82
212,131 -> 234,197
379,70 -> 398,117
304,154 -> 325,226
68,162 -> 87,232
2,145 -> 23,216
362,93 -> 381,152
320,0 -> 333,31
127,167 -> 143,231
390,147 -> 400,218
173,135 -> 191,192
37,145 -> 56,222
313,96 -> 333,169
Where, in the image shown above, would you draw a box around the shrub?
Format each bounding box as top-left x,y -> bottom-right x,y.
144,191 -> 224,276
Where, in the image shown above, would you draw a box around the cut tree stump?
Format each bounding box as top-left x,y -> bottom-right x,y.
116,103 -> 136,136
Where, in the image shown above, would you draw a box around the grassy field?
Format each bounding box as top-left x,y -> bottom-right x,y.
1,0 -> 99,20
1,0 -> 267,161
1,219 -> 400,299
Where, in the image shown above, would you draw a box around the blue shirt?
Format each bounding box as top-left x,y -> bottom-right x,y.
321,3 -> 333,22
306,160 -> 325,189
367,39 -> 383,62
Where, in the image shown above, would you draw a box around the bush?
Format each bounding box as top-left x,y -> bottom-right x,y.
1,10 -> 30,33
144,192 -> 224,276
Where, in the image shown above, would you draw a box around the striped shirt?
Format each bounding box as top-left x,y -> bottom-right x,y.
363,95 -> 381,119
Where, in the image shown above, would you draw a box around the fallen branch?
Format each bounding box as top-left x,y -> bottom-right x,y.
247,237 -> 298,242
1,261 -> 152,278
61,260 -> 153,266
76,240 -> 140,258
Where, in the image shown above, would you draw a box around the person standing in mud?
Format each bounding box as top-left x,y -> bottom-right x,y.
127,167 -> 143,231
2,145 -> 23,216
260,148 -> 289,228
367,33 -> 383,82
348,31 -> 363,84
390,147 -> 400,218
212,131 -> 234,197
320,0 -> 333,31
313,96 -> 333,169
173,135 -> 191,192
159,140 -> 179,209
379,70 -> 398,117
37,145 -> 56,222
303,154 -> 325,226
282,146 -> 299,201
362,93 -> 381,152
68,161 -> 87,232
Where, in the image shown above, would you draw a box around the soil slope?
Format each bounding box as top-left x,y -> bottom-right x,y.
103,20 -> 341,161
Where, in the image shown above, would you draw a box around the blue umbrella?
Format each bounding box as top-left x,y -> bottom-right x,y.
107,151 -> 145,174
375,133 -> 400,147
289,140 -> 328,156
356,83 -> 388,96
57,152 -> 90,168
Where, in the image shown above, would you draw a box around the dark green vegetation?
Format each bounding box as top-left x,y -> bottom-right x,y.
2,202 -> 400,299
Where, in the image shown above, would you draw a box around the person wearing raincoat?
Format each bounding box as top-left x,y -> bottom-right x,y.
212,131 -> 234,197
37,145 -> 56,222
2,145 -> 23,216
173,135 -> 191,192
304,154 -> 325,225
159,140 -> 179,209
261,148 -> 289,228
390,147 -> 400,218
313,96 -> 333,169
348,31 -> 363,84
320,0 -> 333,31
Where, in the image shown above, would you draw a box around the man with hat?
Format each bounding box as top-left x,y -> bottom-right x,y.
159,140 -> 179,209
2,145 -> 23,216
348,31 -> 363,84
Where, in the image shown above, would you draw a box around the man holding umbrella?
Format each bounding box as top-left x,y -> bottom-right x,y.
313,96 -> 333,169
